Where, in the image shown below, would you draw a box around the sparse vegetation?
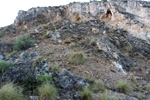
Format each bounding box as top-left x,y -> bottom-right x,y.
130,76 -> 137,84
98,89 -> 117,100
32,56 -> 44,68
0,83 -> 24,100
91,41 -> 96,46
137,93 -> 142,100
69,42 -> 77,48
42,34 -> 51,39
0,60 -> 13,73
0,34 -> 3,38
36,73 -> 53,84
38,82 -> 57,100
69,51 -> 85,65
91,81 -> 105,93
50,65 -> 59,73
6,51 -> 17,58
41,24 -> 50,30
23,75 -> 37,91
116,80 -> 132,93
85,75 -> 95,84
137,86 -> 142,92
80,86 -> 93,100
46,50 -> 53,56
13,34 -> 34,51
23,73 -> 53,92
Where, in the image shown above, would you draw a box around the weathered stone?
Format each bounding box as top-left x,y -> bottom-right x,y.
1,63 -> 32,82
0,52 -> 5,60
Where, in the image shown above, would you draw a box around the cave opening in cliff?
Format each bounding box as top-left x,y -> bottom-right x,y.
100,8 -> 112,21
106,9 -> 112,17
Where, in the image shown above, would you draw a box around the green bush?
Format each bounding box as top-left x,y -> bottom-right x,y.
38,82 -> 57,100
23,75 -> 37,91
23,73 -> 53,92
0,60 -> 13,73
80,86 -> 93,100
116,80 -> 132,93
36,73 -> 53,84
69,51 -> 85,65
13,34 -> 34,51
0,83 -> 24,100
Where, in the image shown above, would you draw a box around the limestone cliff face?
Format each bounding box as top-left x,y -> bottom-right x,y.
14,1 -> 150,42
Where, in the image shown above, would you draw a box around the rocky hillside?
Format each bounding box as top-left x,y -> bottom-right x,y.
0,0 -> 150,100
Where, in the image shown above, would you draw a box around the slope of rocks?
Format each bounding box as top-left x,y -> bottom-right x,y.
0,0 -> 150,100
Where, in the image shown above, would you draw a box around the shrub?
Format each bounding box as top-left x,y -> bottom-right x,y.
0,60 -> 13,73
23,75 -> 37,91
0,83 -> 24,100
38,82 -> 57,100
69,51 -> 85,65
36,73 -> 53,84
130,77 -> 137,84
23,73 -> 53,92
116,80 -> 132,93
91,81 -> 105,93
80,86 -> 93,100
13,34 -> 34,51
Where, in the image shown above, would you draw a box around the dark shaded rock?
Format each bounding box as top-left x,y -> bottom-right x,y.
128,36 -> 150,59
0,42 -> 13,53
58,89 -> 80,100
0,25 -> 16,34
1,63 -> 32,82
51,69 -> 89,100
55,69 -> 89,90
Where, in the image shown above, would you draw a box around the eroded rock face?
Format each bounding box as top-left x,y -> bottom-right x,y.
14,1 -> 150,43
1,1 -> 149,99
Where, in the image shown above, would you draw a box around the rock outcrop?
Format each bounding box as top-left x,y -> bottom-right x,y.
14,1 -> 150,42
0,0 -> 150,100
